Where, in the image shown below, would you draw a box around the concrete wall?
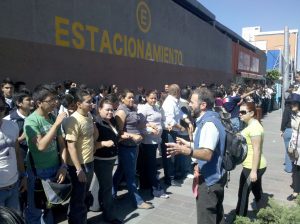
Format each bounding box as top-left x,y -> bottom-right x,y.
0,0 -> 233,89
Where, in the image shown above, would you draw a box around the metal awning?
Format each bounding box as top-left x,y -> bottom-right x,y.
240,72 -> 266,80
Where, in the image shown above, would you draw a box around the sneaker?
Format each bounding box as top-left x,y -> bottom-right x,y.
287,194 -> 298,201
137,202 -> 154,209
153,187 -> 169,199
171,180 -> 182,187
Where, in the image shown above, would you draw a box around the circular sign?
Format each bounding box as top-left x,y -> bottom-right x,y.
136,1 -> 151,33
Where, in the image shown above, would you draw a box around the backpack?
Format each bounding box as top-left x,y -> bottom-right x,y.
214,107 -> 248,171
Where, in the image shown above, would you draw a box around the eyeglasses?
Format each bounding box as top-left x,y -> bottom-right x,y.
42,97 -> 58,104
239,110 -> 250,115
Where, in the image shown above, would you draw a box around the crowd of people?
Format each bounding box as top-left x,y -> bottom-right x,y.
0,76 -> 284,224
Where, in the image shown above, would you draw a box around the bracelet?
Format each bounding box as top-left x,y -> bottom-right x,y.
189,149 -> 193,157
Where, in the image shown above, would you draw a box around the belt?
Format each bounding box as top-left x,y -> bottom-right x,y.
0,182 -> 16,191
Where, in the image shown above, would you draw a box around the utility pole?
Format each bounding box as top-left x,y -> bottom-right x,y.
282,26 -> 290,111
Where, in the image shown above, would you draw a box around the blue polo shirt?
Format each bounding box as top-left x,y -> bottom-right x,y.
223,96 -> 241,118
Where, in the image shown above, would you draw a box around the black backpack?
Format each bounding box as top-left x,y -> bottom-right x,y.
214,107 -> 248,171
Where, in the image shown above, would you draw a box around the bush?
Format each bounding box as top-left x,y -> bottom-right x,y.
234,197 -> 300,224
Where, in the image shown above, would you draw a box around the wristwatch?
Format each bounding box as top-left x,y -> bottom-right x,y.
189,149 -> 194,157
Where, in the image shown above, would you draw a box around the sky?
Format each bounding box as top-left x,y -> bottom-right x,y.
198,0 -> 300,69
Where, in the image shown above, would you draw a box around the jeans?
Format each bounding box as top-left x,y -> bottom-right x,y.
0,181 -> 20,212
25,166 -> 59,224
94,159 -> 116,221
161,130 -> 178,184
230,117 -> 240,132
113,145 -> 144,206
139,144 -> 159,189
283,128 -> 293,173
68,162 -> 94,224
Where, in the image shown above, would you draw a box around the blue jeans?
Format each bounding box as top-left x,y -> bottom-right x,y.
230,117 -> 240,132
0,181 -> 20,212
283,128 -> 293,173
161,130 -> 177,184
113,145 -> 144,206
25,166 -> 59,224
94,159 -> 116,221
68,162 -> 94,224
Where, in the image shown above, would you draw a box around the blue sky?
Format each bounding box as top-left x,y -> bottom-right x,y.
198,0 -> 300,69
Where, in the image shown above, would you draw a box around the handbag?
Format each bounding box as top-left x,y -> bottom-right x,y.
29,152 -> 72,209
288,123 -> 300,162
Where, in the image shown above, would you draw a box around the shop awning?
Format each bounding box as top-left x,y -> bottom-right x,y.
240,72 -> 265,80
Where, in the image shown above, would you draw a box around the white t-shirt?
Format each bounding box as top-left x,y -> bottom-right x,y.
0,119 -> 19,188
193,122 -> 219,151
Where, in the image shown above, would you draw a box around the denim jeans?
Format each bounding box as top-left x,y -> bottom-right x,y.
94,159 -> 116,221
161,130 -> 178,184
139,144 -> 159,188
0,180 -> 20,212
25,165 -> 59,224
283,128 -> 293,173
230,117 -> 240,132
113,145 -> 144,206
68,162 -> 94,224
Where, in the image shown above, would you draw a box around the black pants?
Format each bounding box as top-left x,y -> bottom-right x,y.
236,167 -> 266,216
196,174 -> 227,224
292,164 -> 300,193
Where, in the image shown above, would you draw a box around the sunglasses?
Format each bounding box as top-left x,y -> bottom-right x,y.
239,110 -> 249,115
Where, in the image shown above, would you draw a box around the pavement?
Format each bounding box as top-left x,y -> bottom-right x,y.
58,109 -> 293,224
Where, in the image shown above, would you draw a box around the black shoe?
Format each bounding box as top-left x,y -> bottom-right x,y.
287,194 -> 298,201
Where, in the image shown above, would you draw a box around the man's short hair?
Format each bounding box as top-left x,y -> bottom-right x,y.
74,89 -> 91,103
193,88 -> 215,110
13,89 -> 32,108
32,84 -> 57,103
168,84 -> 180,97
1,77 -> 14,88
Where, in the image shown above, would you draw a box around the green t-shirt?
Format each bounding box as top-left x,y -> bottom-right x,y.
24,111 -> 61,169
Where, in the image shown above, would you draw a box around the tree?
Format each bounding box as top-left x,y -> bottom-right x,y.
266,70 -> 281,82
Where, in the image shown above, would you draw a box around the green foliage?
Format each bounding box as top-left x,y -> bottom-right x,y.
266,70 -> 281,81
234,197 -> 300,224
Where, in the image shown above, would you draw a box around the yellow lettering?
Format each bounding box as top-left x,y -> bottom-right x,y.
145,42 -> 152,60
113,33 -> 123,56
141,9 -> 147,26
72,22 -> 85,49
178,51 -> 183,65
128,37 -> 137,58
137,39 -> 144,59
169,48 -> 174,64
100,30 -> 112,54
86,25 -> 99,51
153,44 -> 162,62
163,47 -> 169,63
124,35 -> 128,56
174,49 -> 178,64
55,16 -> 70,47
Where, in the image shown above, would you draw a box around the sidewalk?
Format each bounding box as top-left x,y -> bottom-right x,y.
59,109 -> 292,224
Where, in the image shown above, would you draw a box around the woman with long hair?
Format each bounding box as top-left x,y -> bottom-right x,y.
236,102 -> 267,216
94,99 -> 123,223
